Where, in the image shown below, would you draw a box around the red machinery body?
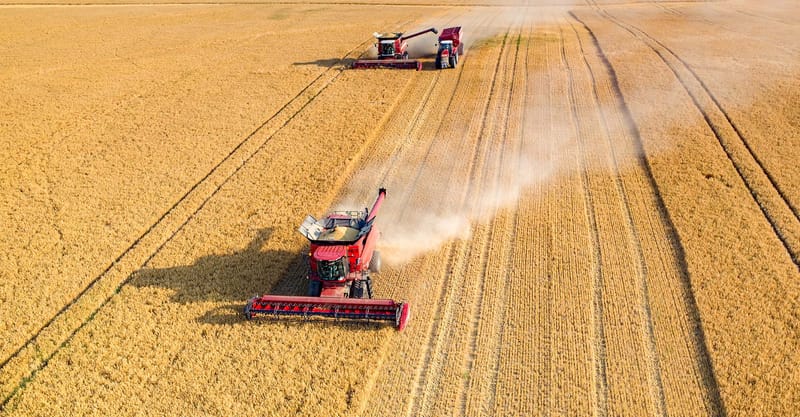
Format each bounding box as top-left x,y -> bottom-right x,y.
435,26 -> 464,69
244,189 -> 410,330
352,27 -> 438,71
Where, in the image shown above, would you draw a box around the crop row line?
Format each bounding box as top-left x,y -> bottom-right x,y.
590,2 -> 800,267
570,8 -> 727,416
403,15 -> 510,417
559,23 -> 609,417
349,10 -> 464,413
565,17 -> 669,416
481,18 -> 529,416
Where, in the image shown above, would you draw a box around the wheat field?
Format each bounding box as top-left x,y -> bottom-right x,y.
1,1 -> 798,416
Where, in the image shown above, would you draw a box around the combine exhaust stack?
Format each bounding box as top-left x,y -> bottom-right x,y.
245,296 -> 410,330
244,188 -> 411,331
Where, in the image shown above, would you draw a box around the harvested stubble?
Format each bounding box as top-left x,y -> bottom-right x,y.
2,2 -> 799,417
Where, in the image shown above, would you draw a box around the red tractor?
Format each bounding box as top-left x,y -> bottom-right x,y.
353,28 -> 438,70
245,189 -> 410,330
435,26 -> 464,69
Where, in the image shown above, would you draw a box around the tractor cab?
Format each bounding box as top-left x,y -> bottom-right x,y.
438,40 -> 454,54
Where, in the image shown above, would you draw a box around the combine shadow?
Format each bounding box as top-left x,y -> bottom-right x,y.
130,229 -> 388,331
130,228 -> 308,325
292,57 -> 357,68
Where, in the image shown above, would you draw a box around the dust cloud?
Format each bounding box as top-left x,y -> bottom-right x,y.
335,0 -> 800,265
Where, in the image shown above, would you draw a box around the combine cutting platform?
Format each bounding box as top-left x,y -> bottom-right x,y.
245,296 -> 410,330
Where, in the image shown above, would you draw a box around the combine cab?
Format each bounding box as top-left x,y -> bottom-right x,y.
245,189 -> 410,330
353,28 -> 438,71
435,26 -> 464,69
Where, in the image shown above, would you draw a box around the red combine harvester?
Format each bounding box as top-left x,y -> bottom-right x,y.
435,26 -> 464,69
352,27 -> 438,70
244,189 -> 410,330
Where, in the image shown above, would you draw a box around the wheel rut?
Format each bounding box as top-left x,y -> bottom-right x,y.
406,23 -> 515,417
559,26 -> 609,417
587,1 -> 800,268
571,10 -> 728,417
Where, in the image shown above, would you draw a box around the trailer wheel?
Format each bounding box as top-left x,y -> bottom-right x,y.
307,280 -> 321,297
370,251 -> 382,273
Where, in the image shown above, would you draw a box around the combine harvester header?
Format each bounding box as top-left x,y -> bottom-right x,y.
245,189 -> 410,330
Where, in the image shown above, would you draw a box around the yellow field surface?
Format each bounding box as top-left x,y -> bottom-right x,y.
1,1 -> 798,416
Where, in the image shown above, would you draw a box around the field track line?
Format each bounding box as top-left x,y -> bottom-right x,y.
732,7 -> 798,27
570,10 -> 727,417
0,28 -> 404,409
540,25 -> 554,416
351,11 -> 490,416
403,21 -> 511,417
586,2 -> 800,268
559,22 -> 609,417
427,22 -> 520,416
564,17 -> 668,417
344,10 -> 465,412
482,20 -> 526,416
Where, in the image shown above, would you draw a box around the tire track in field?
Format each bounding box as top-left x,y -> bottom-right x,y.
564,18 -> 667,417
482,21 -> 527,416
0,30 -> 399,410
732,7 -> 798,27
587,2 -> 800,268
538,28 -> 555,416
404,24 -> 512,417
353,12 -> 497,417
558,23 -> 609,417
445,20 -> 522,417
649,4 -> 800,57
335,11 -> 465,413
570,11 -> 727,417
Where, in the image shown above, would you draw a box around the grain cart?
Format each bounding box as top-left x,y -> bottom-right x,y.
435,26 -> 464,69
353,28 -> 438,71
244,189 -> 410,330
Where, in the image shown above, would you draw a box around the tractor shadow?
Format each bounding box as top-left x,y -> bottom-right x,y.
293,57 -> 357,68
130,228 -> 309,325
